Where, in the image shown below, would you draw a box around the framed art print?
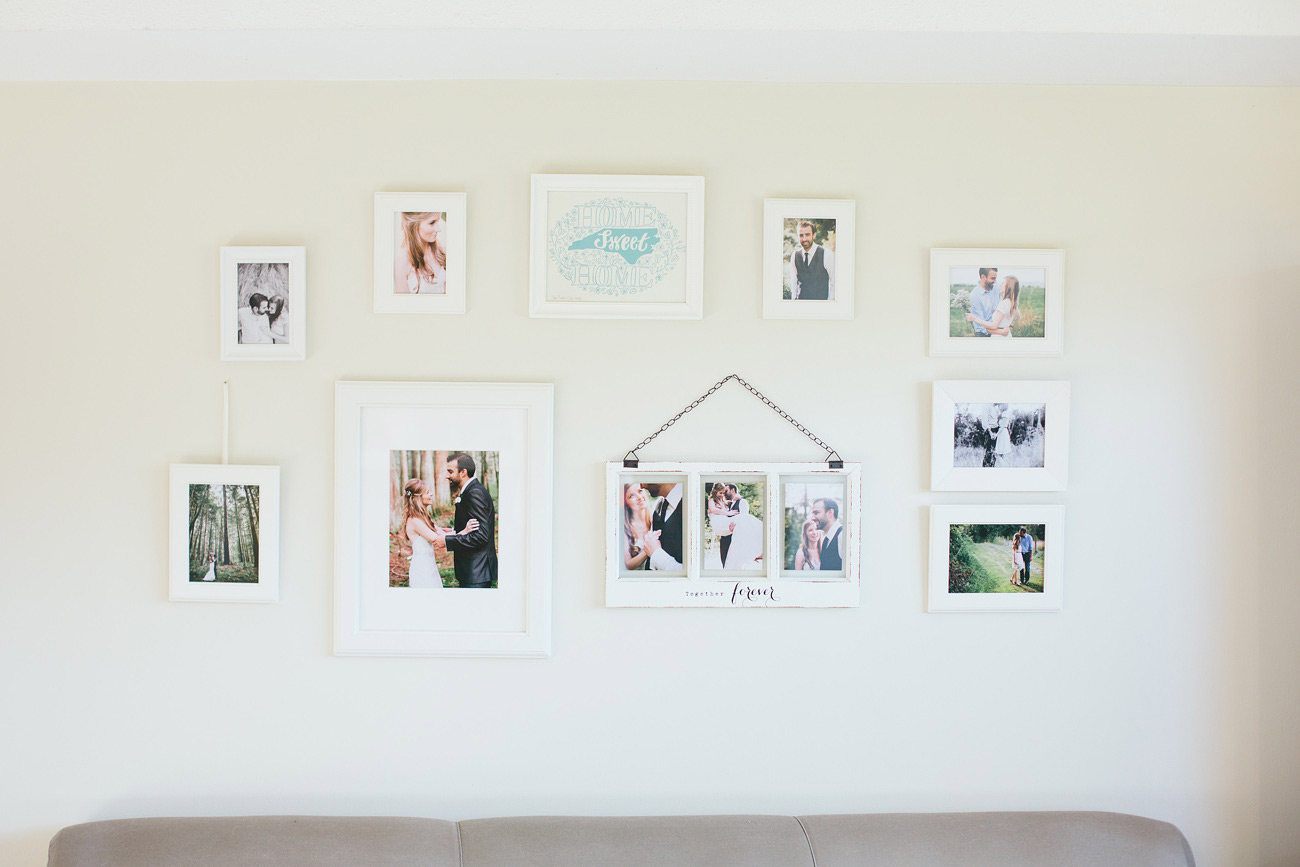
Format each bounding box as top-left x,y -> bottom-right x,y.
169,464 -> 280,602
929,505 -> 1065,612
606,461 -> 861,608
930,248 -> 1064,356
220,246 -> 306,361
334,381 -> 553,657
529,174 -> 704,319
931,380 -> 1070,491
763,198 -> 855,320
373,192 -> 467,315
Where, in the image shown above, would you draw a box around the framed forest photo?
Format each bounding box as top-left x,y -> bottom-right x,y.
168,464 -> 280,602
334,381 -> 554,657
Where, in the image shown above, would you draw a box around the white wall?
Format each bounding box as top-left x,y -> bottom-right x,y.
0,82 -> 1296,867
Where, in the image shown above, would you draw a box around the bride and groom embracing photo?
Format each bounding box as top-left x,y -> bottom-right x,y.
390,450 -> 499,589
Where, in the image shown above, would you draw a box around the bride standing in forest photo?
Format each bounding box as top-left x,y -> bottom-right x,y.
186,483 -> 261,583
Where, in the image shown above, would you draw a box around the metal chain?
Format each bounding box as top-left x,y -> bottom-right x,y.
623,374 -> 843,466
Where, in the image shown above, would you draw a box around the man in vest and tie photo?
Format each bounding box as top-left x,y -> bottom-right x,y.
810,497 -> 844,571
787,219 -> 836,301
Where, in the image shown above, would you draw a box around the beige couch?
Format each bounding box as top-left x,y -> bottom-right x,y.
48,811 -> 1194,866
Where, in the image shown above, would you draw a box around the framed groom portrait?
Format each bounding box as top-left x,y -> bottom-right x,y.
763,198 -> 855,320
334,381 -> 554,657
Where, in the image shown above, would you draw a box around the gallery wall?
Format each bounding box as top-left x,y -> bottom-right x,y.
0,82 -> 1297,867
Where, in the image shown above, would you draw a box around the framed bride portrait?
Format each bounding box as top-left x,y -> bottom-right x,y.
168,464 -> 280,603
373,192 -> 468,315
606,461 -> 861,608
334,381 -> 553,657
929,248 -> 1065,357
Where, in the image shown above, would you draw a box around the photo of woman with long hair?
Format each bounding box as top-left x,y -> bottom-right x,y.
622,483 -> 654,571
394,211 -> 447,295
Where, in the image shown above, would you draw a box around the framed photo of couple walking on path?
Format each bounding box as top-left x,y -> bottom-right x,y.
763,198 -> 855,320
931,380 -> 1071,492
929,505 -> 1065,612
373,192 -> 468,315
168,464 -> 280,603
606,461 -> 861,608
929,248 -> 1065,356
529,174 -> 705,319
334,381 -> 553,657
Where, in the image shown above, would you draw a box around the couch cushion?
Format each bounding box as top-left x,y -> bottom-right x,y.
47,816 -> 461,867
459,815 -> 816,867
798,811 -> 1194,867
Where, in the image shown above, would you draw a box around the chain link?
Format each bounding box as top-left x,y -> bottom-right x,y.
623,374 -> 843,466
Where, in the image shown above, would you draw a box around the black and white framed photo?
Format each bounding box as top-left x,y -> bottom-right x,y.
929,505 -> 1064,612
334,381 -> 553,657
219,246 -> 305,361
606,461 -> 860,608
930,248 -> 1064,356
763,198 -> 855,320
529,174 -> 704,319
373,192 -> 467,315
168,464 -> 280,602
931,380 -> 1070,491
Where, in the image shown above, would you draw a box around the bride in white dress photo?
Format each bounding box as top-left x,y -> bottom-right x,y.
705,483 -> 764,571
397,479 -> 479,589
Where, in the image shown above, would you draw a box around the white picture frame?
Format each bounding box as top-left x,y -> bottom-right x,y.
529,174 -> 704,319
334,381 -> 553,657
373,192 -> 468,315
168,464 -> 280,603
219,246 -> 306,361
606,461 -> 861,608
929,247 -> 1065,356
931,380 -> 1070,492
928,505 -> 1065,612
763,198 -> 855,320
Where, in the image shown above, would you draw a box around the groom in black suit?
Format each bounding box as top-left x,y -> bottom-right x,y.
718,484 -> 743,567
641,481 -> 683,570
437,452 -> 497,588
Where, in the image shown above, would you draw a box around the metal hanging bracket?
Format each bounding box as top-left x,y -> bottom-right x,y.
622,374 -> 844,469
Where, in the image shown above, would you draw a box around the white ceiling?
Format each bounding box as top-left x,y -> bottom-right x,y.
3,0 -> 1299,83
6,0 -> 1300,35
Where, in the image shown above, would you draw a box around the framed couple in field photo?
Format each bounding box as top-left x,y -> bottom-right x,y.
529,174 -> 705,319
929,248 -> 1064,356
931,380 -> 1070,492
929,505 -> 1065,612
334,381 -> 553,657
763,198 -> 855,320
373,192 -> 468,315
605,461 -> 861,608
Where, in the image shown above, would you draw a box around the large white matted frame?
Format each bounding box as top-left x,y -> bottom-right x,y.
335,381 -> 553,657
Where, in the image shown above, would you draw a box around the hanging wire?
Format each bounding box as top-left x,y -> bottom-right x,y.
622,374 -> 843,469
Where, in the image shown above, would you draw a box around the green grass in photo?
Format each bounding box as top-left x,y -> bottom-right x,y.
948,284 -> 1046,338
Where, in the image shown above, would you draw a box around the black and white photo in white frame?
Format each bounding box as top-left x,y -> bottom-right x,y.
219,246 -> 306,361
931,380 -> 1070,491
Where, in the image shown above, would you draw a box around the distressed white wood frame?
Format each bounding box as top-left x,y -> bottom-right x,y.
606,461 -> 861,608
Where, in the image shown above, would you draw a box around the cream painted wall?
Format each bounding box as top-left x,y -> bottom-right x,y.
0,82 -> 1296,867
